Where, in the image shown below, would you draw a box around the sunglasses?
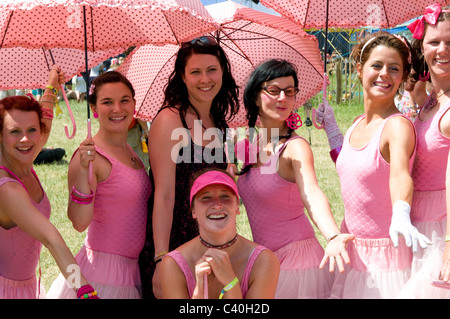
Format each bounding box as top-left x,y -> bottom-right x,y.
263,85 -> 299,97
181,36 -> 218,50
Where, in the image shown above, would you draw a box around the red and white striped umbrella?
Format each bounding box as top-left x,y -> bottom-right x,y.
120,1 -> 325,128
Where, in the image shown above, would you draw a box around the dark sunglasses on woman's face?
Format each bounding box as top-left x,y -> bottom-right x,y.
181,35 -> 218,50
263,85 -> 299,97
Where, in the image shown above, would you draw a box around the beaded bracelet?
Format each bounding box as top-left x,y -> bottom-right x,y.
218,277 -> 239,299
77,284 -> 99,299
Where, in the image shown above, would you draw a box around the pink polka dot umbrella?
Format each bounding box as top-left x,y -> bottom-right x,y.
0,0 -> 217,139
119,1 -> 325,128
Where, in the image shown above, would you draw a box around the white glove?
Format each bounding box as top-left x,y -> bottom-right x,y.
389,200 -> 432,253
315,97 -> 343,150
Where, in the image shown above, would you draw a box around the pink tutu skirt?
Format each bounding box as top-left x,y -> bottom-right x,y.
397,189 -> 449,298
0,274 -> 46,299
274,238 -> 334,299
47,245 -> 142,299
411,189 -> 447,274
330,237 -> 412,299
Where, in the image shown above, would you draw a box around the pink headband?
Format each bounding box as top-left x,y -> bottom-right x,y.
189,171 -> 239,205
408,3 -> 450,39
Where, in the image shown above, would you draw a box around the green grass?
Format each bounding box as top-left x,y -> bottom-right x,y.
35,96 -> 364,291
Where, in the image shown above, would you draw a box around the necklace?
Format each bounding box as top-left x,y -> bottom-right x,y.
200,234 -> 238,249
422,88 -> 450,112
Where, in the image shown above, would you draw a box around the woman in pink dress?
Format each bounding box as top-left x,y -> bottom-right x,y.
48,71 -> 151,299
159,169 -> 280,298
236,59 -> 355,299
395,3 -> 450,298
319,32 -> 431,298
0,67 -> 97,299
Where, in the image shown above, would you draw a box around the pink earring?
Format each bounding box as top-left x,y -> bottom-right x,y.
93,112 -> 98,119
286,112 -> 302,130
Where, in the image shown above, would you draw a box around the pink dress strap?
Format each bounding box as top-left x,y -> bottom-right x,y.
166,245 -> 267,298
240,245 -> 266,297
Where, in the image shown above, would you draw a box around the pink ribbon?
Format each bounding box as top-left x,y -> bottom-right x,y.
408,3 -> 442,39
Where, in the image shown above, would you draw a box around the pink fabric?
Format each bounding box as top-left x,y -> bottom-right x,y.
119,1 -> 325,127
274,239 -> 334,299
0,170 -> 51,299
48,246 -> 142,299
407,3 -> 447,40
84,146 -> 151,258
0,47 -> 124,90
166,245 -> 267,298
336,114 -> 416,238
412,102 -> 450,192
237,136 -> 316,252
0,0 -> 216,50
258,0 -> 446,29
334,114 -> 415,298
47,145 -> 151,299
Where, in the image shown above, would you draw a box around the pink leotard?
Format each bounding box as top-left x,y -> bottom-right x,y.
0,167 -> 51,281
166,245 -> 266,298
237,136 -> 315,252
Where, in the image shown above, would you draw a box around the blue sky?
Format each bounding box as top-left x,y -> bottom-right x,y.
200,0 -> 278,15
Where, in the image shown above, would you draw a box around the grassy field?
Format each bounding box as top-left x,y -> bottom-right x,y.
34,95 -> 364,291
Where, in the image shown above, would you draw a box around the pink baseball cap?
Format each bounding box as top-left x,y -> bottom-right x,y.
189,170 -> 239,205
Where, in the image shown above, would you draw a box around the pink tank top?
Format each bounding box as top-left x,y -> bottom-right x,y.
336,114 -> 416,238
83,146 -> 152,258
237,136 -> 315,252
0,167 -> 51,281
412,102 -> 450,191
166,245 -> 266,298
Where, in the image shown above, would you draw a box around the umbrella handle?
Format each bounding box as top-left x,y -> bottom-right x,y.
87,119 -> 93,185
204,273 -> 208,299
61,85 -> 77,139
311,75 -> 327,130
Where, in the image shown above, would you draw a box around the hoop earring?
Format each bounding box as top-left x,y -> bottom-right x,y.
286,112 -> 302,130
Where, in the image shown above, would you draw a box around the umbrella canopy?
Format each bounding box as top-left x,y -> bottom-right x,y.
0,0 -> 217,140
0,0 -> 217,50
0,47 -> 123,90
259,0 -> 449,29
120,1 -> 325,128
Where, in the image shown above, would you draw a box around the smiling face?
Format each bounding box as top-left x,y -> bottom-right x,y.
0,109 -> 41,164
357,45 -> 405,102
192,184 -> 239,235
91,82 -> 136,133
257,76 -> 296,123
422,20 -> 450,80
181,53 -> 223,108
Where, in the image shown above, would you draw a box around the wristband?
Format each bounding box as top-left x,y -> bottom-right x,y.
218,277 -> 239,299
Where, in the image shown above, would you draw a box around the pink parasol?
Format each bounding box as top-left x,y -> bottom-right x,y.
0,0 -> 217,139
0,47 -> 123,90
0,0 -> 217,50
0,46 -> 123,138
119,1 -> 325,128
258,0 -> 449,29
